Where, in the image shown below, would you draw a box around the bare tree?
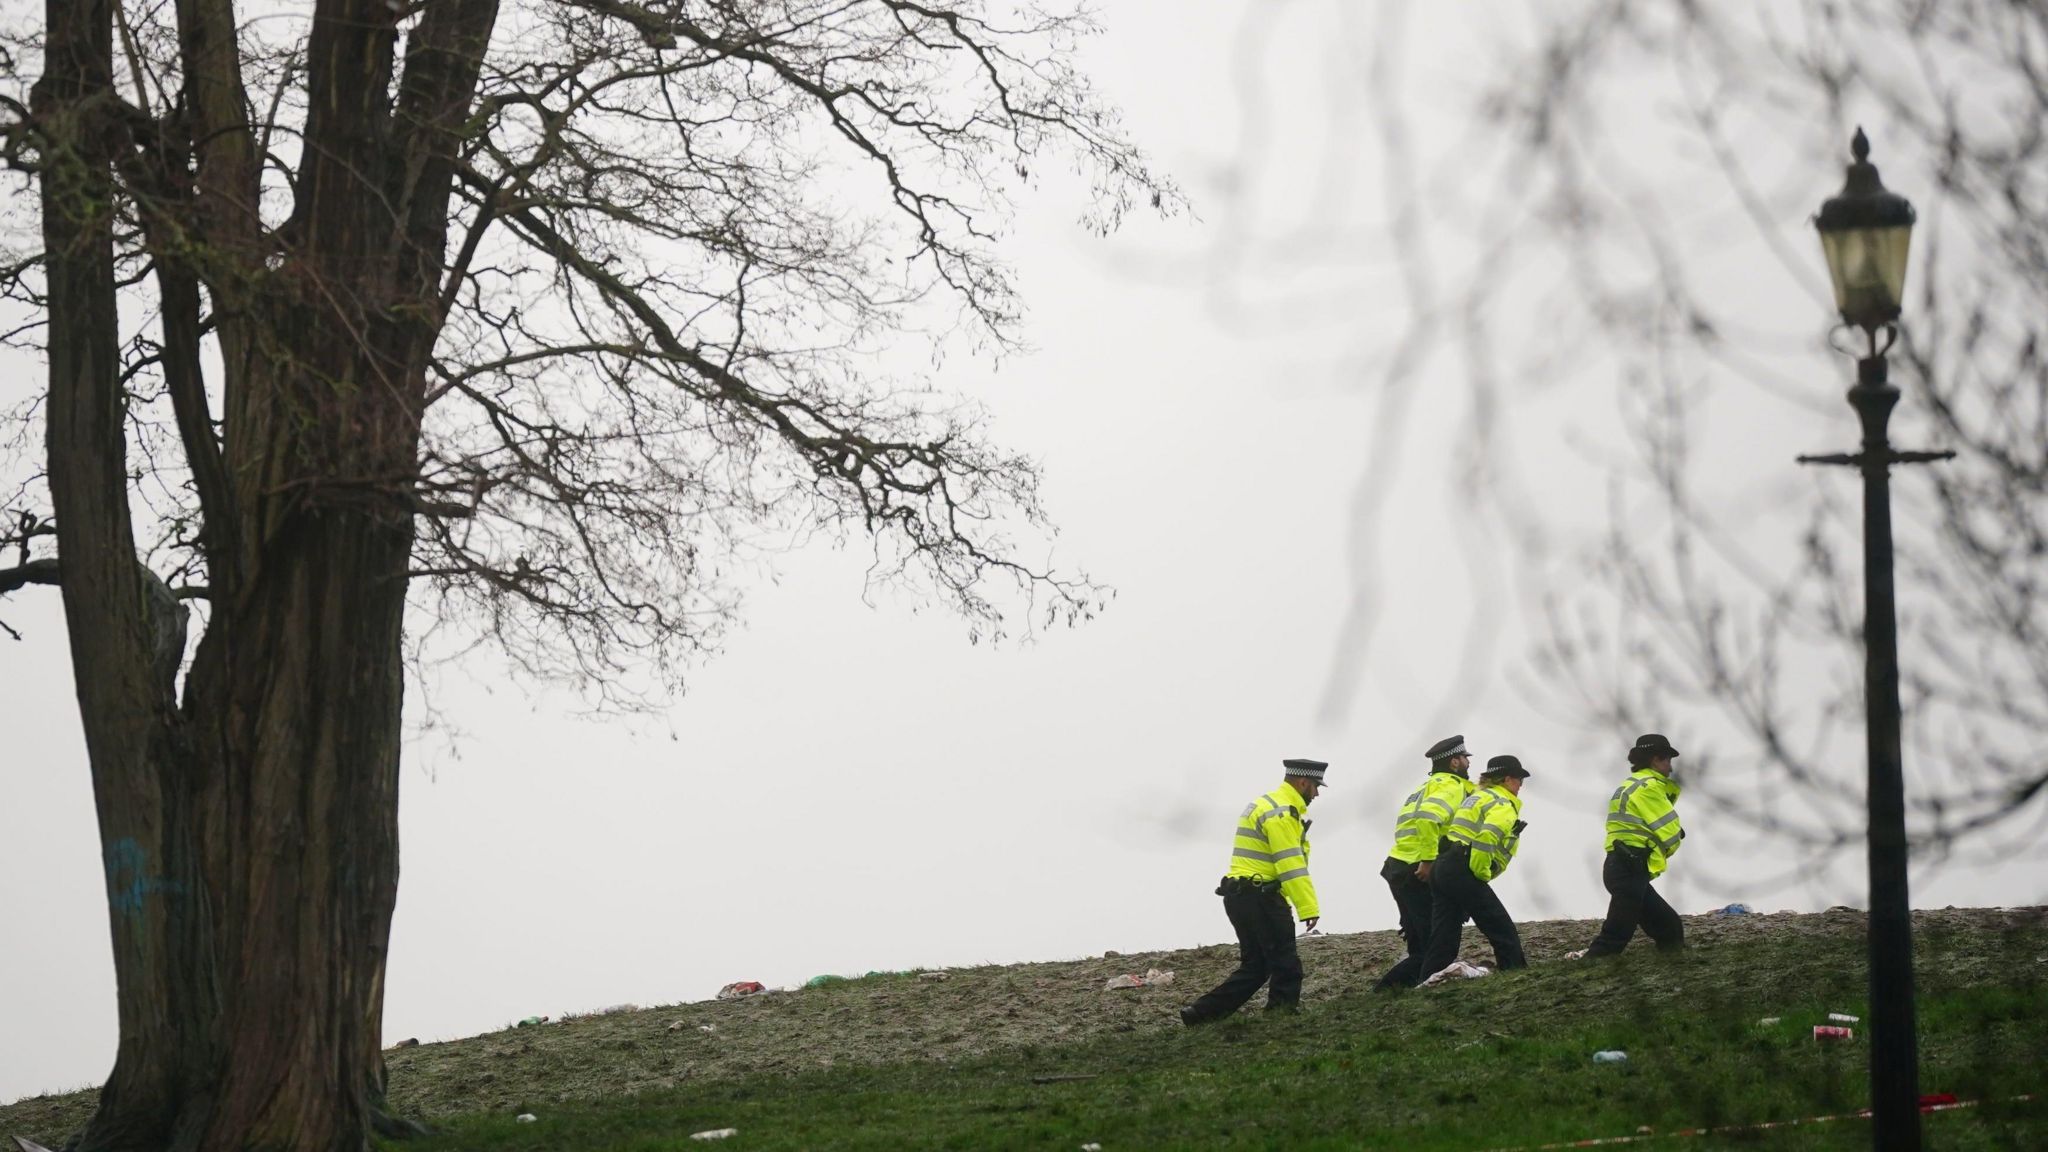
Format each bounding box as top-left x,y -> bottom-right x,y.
0,0 -> 1174,1147
1194,0 -> 2044,883
1441,0 -> 2048,872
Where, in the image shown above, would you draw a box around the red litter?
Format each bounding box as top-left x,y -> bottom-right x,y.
1814,1025 -> 1854,1041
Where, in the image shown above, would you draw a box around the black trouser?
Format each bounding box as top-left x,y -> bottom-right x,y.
1584,845 -> 1685,956
1417,845 -> 1526,980
1373,856 -> 1435,989
1182,878 -> 1302,1021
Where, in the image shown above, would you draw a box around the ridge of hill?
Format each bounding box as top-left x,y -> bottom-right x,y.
5,906 -> 2045,1150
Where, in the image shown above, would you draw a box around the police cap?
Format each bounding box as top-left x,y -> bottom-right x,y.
1424,735 -> 1469,762
1282,758 -> 1329,784
1482,754 -> 1530,780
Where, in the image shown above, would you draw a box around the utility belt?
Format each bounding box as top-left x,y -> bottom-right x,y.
1217,875 -> 1283,897
1438,842 -> 1473,860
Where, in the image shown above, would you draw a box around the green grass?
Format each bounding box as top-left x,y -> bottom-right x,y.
7,908 -> 2044,1150
399,965 -> 2046,1150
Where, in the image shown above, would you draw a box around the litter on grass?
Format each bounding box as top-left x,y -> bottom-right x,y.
1593,1051 -> 1628,1064
1758,1017 -> 1782,1026
515,1113 -> 537,1123
1470,1092 -> 2033,1151
1814,1025 -> 1854,1041
1828,1012 -> 1860,1023
689,1129 -> 739,1141
515,1016 -> 547,1028
1102,969 -> 1176,990
1420,960 -> 1492,987
715,981 -> 766,1000
1564,949 -> 1589,960
918,970 -> 951,981
1712,903 -> 1753,916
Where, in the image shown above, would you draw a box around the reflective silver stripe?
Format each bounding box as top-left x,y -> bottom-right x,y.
1612,782 -> 1646,812
1254,798 -> 1294,828
1232,846 -> 1274,862
1236,823 -> 1268,842
1466,843 -> 1506,859
1420,798 -> 1455,815
1271,846 -> 1305,862
1450,818 -> 1488,834
1609,812 -> 1650,828
1394,828 -> 1421,839
1646,810 -> 1679,830
1274,867 -> 1310,882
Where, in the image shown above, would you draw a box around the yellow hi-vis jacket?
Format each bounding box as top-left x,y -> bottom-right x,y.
1444,784 -> 1523,882
1387,770 -> 1477,863
1226,781 -> 1320,920
1604,768 -> 1684,877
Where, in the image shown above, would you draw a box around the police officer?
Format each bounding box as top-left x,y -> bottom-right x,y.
1581,734 -> 1686,957
1417,755 -> 1530,980
1181,758 -> 1326,1024
1372,735 -> 1476,990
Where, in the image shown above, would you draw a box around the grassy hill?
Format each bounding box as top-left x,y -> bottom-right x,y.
5,906 -> 2044,1149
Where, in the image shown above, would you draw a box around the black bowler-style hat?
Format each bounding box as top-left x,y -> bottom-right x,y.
1482,754 -> 1530,780
1424,735 -> 1468,762
1282,758 -> 1330,784
1628,733 -> 1681,765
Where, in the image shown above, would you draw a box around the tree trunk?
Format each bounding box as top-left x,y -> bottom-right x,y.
37,0 -> 221,1147
176,508 -> 411,1151
37,0 -> 495,1143
40,2 -> 412,1148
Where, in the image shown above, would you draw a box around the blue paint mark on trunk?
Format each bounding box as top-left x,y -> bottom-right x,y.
105,836 -> 184,918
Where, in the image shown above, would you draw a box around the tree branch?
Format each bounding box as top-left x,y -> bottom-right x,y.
0,556 -> 59,594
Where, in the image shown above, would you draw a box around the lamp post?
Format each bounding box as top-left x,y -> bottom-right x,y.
1801,128 -> 1950,1152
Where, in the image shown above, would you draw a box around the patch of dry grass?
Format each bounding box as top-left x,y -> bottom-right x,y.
3,905 -> 2041,1147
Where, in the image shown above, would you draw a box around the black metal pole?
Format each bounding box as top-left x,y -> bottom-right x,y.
1849,350 -> 1921,1151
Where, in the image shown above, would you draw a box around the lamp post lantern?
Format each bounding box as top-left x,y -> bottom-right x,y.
1802,127 -> 1950,1152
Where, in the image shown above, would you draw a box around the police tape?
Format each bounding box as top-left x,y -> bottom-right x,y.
1470,1093 -> 2037,1151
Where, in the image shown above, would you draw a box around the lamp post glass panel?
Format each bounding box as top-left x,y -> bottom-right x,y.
1817,128 -> 1916,333
1812,127 -> 1923,1151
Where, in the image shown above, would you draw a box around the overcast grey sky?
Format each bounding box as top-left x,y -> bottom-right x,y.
4,0 -> 2042,1106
